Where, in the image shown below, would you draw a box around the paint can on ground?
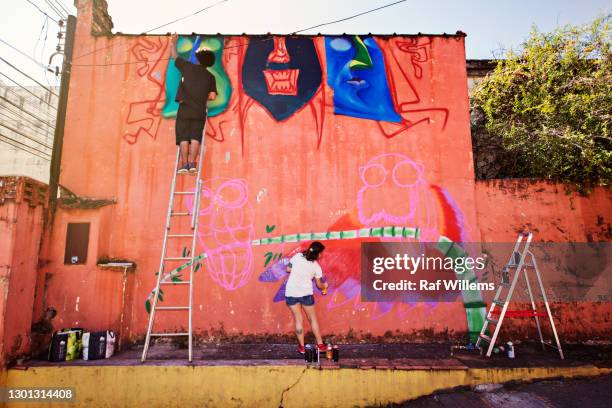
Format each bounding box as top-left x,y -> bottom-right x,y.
305,344 -> 312,363
507,342 -> 515,358
312,345 -> 319,363
326,343 -> 333,360
332,345 -> 339,362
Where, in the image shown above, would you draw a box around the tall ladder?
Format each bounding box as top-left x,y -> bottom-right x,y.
475,233 -> 564,359
141,135 -> 206,363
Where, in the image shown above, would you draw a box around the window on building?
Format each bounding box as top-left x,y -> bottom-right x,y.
64,223 -> 90,265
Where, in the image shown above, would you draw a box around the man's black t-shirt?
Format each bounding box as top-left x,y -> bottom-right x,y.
175,58 -> 217,120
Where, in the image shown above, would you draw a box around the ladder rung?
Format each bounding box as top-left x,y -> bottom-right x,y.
167,234 -> 194,238
164,257 -> 191,261
160,281 -> 190,285
156,306 -> 189,310
542,342 -> 559,350
499,282 -> 510,288
174,191 -> 196,195
479,334 -> 492,343
150,332 -> 189,337
170,212 -> 191,217
486,316 -> 499,325
493,299 -> 505,306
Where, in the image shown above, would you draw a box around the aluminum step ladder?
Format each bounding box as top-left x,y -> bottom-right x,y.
475,232 -> 564,359
141,133 -> 206,363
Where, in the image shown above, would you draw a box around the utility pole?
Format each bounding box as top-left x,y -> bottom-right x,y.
48,14 -> 76,216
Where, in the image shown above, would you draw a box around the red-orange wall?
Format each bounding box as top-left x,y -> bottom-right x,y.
35,1 -> 610,345
0,178 -> 46,364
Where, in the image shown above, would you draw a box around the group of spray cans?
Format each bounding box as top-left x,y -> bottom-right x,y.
492,341 -> 515,358
304,343 -> 339,364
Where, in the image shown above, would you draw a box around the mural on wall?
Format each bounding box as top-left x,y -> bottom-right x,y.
186,178 -> 255,291
130,34 -> 486,338
161,35 -> 232,118
242,36 -> 323,122
124,37 -> 169,144
325,36 -> 401,123
377,37 -> 450,138
257,153 -> 485,336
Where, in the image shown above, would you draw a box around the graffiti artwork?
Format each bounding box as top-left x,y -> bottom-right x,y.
127,34 -> 487,339
242,36 -> 323,122
325,36 -> 401,123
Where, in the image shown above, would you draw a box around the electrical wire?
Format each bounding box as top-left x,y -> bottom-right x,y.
0,57 -> 59,97
0,72 -> 58,110
0,88 -> 57,122
23,0 -> 53,20
71,0 -> 410,67
291,0 -> 407,34
52,0 -> 71,15
0,108 -> 54,141
0,103 -> 55,135
0,132 -> 51,160
0,38 -> 54,72
42,0 -> 66,19
0,122 -> 53,149
0,94 -> 56,127
72,0 -> 230,61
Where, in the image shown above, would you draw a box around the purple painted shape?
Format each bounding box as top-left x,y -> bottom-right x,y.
258,258 -> 290,282
273,280 -> 287,303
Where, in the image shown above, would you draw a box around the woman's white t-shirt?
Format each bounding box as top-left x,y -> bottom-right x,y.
285,253 -> 323,297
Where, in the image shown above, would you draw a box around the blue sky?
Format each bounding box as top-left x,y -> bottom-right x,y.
1,0 -> 610,85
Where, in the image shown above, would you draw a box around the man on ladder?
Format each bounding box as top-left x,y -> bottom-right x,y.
170,33 -> 217,174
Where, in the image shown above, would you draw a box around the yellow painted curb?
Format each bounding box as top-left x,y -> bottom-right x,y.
2,365 -> 610,407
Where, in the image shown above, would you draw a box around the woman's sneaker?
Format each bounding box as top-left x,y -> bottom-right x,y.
297,345 -> 305,354
177,163 -> 190,174
189,162 -> 198,174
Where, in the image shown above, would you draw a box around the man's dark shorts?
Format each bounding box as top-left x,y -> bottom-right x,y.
285,295 -> 315,306
175,105 -> 206,145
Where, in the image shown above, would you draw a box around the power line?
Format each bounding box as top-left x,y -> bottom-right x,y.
0,107 -> 54,141
71,0 -> 409,68
0,72 -> 58,110
0,57 -> 59,97
0,121 -> 53,149
0,132 -> 51,160
0,94 -> 55,126
0,38 -> 54,72
0,89 -> 57,123
292,0 -> 407,34
72,0 -> 230,61
146,0 -> 229,34
52,0 -> 71,15
0,102 -> 55,135
42,0 -> 66,19
23,0 -> 53,20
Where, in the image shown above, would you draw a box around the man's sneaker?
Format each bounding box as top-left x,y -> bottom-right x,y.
189,162 -> 198,174
317,344 -> 327,352
177,163 -> 189,174
297,345 -> 305,354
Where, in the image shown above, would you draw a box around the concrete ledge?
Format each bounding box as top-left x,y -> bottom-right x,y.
2,364 -> 610,407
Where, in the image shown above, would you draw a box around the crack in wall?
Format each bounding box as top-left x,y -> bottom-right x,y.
278,367 -> 307,408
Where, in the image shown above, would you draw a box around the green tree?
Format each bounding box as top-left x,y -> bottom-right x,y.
471,15 -> 611,191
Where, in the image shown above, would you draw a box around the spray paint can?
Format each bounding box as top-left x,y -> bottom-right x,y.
326,343 -> 333,360
507,342 -> 515,358
58,340 -> 66,360
332,345 -> 339,362
305,344 -> 312,363
312,345 -> 319,363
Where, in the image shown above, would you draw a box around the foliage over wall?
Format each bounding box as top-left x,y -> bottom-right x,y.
471,15 -> 611,191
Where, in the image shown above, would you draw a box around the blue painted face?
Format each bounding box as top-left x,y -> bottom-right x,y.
325,36 -> 401,123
